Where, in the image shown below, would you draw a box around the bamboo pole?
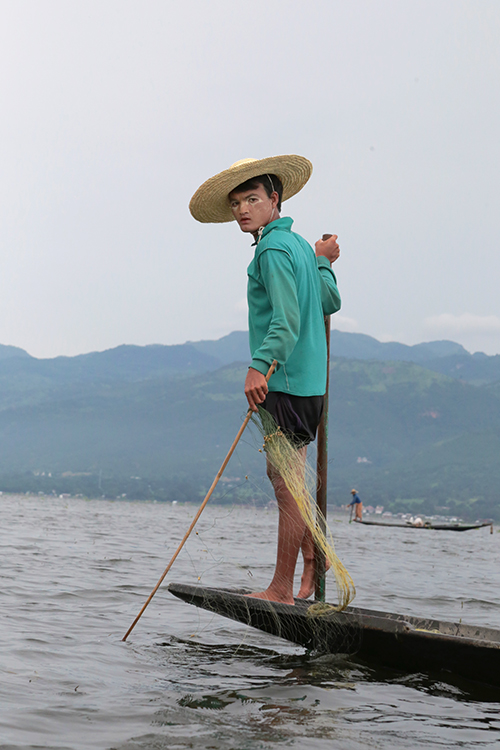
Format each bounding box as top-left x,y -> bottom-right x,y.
122,360 -> 277,641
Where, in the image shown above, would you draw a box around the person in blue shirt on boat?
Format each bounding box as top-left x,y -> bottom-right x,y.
190,155 -> 341,605
348,490 -> 363,522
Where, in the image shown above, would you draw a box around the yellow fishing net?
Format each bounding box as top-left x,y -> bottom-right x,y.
252,406 -> 356,610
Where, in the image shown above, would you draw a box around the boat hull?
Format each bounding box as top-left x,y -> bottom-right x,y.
357,520 -> 493,531
168,582 -> 500,689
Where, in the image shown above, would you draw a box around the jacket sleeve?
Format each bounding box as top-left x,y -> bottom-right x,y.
250,248 -> 300,375
316,256 -> 341,315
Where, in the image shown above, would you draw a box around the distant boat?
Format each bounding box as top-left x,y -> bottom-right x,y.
169,583 -> 500,688
355,519 -> 493,532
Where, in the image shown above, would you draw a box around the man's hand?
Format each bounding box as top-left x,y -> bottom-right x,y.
315,233 -> 340,264
245,367 -> 268,412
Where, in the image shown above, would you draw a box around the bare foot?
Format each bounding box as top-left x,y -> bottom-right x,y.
247,589 -> 295,605
297,558 -> 331,599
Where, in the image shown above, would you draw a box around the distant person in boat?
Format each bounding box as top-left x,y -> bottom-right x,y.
348,490 -> 363,522
190,155 -> 341,605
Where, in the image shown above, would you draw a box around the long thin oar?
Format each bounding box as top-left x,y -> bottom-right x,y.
122,359 -> 277,641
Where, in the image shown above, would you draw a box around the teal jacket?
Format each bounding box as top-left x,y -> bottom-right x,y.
247,217 -> 341,396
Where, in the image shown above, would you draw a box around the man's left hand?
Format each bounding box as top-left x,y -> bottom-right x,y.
315,234 -> 340,264
245,367 -> 268,412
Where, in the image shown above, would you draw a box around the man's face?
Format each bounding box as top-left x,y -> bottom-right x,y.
228,183 -> 278,234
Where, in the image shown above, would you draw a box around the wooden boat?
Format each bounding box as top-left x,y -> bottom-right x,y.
356,519 -> 493,532
168,582 -> 500,688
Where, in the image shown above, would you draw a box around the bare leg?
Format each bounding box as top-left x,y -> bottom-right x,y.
296,527 -> 331,600
249,447 -> 307,605
297,527 -> 315,599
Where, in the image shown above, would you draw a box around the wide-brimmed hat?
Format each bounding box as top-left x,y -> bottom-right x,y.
189,154 -> 313,223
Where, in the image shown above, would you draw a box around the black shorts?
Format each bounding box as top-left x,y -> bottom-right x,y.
261,392 -> 324,447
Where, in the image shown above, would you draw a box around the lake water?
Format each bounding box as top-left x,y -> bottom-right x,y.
1,493 -> 500,749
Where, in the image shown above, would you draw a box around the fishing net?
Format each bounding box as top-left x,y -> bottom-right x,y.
128,399 -> 359,654
250,405 -> 356,611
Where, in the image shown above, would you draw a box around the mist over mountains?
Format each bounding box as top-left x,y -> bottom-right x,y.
0,331 -> 499,519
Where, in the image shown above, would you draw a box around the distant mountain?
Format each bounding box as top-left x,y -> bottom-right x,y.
329,331 -> 500,385
0,330 -> 498,517
0,363 -> 254,479
0,343 -> 221,410
190,330 -> 469,368
329,330 -> 468,362
0,344 -> 31,361
325,358 -> 500,518
0,332 -> 498,411
418,353 -> 500,386
0,356 -> 499,518
189,330 -> 500,385
189,331 -> 251,366
64,343 -> 221,381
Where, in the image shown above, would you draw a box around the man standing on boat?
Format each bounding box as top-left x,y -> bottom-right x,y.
349,489 -> 363,522
189,155 -> 341,604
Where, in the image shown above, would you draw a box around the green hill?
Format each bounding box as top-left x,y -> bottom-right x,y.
324,359 -> 500,517
0,355 -> 498,520
1,331 -> 498,403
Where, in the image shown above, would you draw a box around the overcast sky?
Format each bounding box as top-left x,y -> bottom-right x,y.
0,0 -> 499,358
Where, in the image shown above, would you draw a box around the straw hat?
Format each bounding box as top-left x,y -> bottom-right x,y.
351,489 -> 357,494
189,154 -> 313,223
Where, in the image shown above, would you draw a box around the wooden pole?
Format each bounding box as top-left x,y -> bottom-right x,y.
315,232 -> 334,603
122,360 -> 277,641
315,314 -> 330,602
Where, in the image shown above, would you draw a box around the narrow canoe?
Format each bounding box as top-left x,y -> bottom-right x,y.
168,582 -> 500,689
356,520 -> 493,532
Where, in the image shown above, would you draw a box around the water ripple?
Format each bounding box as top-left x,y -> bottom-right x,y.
0,494 -> 498,749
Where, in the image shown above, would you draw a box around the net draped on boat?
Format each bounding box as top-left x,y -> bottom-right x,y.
251,405 -> 356,611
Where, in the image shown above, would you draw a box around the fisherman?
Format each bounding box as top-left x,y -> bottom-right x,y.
348,489 -> 363,522
189,155 -> 341,604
